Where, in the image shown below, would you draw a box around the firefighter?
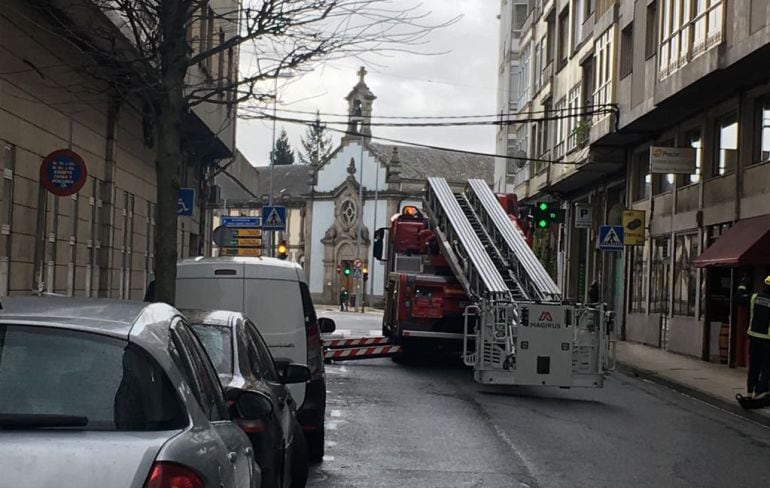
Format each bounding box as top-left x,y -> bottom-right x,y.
741,276 -> 770,400
339,288 -> 349,312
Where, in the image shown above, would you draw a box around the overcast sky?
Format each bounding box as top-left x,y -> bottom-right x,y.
236,0 -> 500,167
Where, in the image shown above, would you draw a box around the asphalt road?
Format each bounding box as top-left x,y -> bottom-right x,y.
310,309 -> 770,488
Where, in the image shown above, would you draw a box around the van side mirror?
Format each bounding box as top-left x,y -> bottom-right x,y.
278,363 -> 311,384
318,317 -> 336,334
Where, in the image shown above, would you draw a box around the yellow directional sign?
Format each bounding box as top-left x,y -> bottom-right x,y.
622,210 -> 646,245
234,238 -> 262,247
220,247 -> 262,257
231,228 -> 262,238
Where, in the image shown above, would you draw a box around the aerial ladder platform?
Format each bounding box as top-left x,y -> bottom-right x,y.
423,177 -> 614,388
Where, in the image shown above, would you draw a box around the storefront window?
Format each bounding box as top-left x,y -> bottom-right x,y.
650,237 -> 671,314
630,242 -> 648,313
673,234 -> 698,316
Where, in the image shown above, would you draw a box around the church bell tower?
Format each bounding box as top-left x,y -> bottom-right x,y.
344,67 -> 377,143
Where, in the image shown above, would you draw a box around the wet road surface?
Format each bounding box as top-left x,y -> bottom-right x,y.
310,310 -> 770,488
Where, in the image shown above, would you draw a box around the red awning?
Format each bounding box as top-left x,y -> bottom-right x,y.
694,215 -> 770,267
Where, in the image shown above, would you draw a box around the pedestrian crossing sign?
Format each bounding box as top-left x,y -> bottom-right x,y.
598,225 -> 625,252
261,206 -> 286,231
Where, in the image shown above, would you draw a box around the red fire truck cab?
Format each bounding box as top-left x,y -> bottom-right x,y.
375,197 -> 531,355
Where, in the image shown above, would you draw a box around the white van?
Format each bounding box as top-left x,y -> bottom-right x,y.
175,256 -> 335,461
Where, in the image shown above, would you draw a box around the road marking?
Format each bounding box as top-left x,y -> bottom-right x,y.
330,409 -> 342,418
369,329 -> 381,336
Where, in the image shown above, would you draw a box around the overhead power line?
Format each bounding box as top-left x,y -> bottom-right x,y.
241,104 -> 618,121
249,107 -> 615,128
267,116 -> 582,166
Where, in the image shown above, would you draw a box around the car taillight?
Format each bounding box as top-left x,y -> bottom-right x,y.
144,462 -> 203,488
306,322 -> 323,379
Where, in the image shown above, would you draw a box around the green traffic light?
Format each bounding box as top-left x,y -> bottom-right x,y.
538,202 -> 549,211
537,219 -> 548,229
344,267 -> 351,276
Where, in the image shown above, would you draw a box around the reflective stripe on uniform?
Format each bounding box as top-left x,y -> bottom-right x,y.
748,293 -> 770,339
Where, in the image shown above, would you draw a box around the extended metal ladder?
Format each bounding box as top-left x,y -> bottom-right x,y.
423,177 -> 612,388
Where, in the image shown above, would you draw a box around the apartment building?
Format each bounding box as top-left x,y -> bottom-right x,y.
496,0 -> 770,365
495,0 -> 531,191
0,1 -> 238,298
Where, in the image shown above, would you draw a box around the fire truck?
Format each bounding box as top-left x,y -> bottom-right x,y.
374,177 -> 614,388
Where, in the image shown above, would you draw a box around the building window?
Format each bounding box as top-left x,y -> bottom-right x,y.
716,113 -> 738,176
585,0 -> 596,18
620,23 -> 633,78
758,100 -> 770,163
659,0 -> 724,79
657,173 -> 675,194
630,243 -> 648,313
645,1 -> 658,58
635,151 -> 651,201
572,0 -> 584,49
673,233 -> 698,317
593,27 -> 614,122
513,3 -> 528,37
339,199 -> 357,228
566,83 -> 582,151
558,8 -> 570,69
686,130 -> 702,183
546,13 -> 555,64
650,237 -> 671,314
554,97 -> 566,158
534,38 -> 544,91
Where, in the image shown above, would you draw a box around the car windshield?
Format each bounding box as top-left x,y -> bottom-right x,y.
0,325 -> 186,431
190,324 -> 233,375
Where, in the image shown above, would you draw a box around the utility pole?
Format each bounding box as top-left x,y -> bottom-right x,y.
355,128 -> 365,312
268,75 -> 278,257
369,155 -> 380,308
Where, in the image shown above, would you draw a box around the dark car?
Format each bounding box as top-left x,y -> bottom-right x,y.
185,309 -> 309,488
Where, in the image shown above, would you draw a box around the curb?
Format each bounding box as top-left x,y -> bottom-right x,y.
616,361 -> 770,428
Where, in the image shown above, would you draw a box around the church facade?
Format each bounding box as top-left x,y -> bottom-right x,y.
302,68 -> 495,305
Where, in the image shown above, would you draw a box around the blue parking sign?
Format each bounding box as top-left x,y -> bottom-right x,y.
177,188 -> 195,216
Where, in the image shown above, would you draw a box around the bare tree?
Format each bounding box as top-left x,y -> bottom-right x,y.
29,0 -> 456,304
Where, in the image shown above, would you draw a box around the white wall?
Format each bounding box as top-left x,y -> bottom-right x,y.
315,142 -> 388,193
309,200 -> 335,293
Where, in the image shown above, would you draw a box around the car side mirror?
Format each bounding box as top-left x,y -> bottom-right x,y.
276,362 -> 311,384
230,390 -> 273,420
318,317 -> 336,334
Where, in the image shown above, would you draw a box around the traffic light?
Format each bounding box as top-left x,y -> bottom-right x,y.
535,201 -> 551,229
343,262 -> 352,276
276,240 -> 288,260
362,266 -> 369,282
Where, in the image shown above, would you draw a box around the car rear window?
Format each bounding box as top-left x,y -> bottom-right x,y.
190,324 -> 233,375
0,325 -> 186,431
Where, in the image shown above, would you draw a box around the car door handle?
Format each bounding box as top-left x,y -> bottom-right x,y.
228,451 -> 238,463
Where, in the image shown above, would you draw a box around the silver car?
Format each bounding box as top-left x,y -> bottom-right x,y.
0,297 -> 264,488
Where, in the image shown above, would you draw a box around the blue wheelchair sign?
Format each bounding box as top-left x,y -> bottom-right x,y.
177,188 -> 195,216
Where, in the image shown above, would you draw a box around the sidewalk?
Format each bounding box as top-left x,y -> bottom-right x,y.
317,304 -> 384,316
616,341 -> 770,425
